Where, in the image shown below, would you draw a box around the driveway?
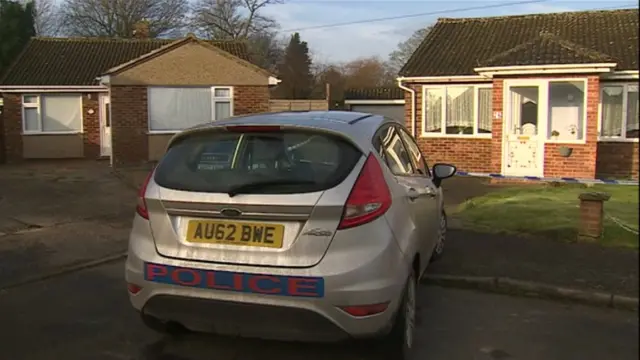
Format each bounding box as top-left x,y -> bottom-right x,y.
0,161 -> 136,288
0,260 -> 636,360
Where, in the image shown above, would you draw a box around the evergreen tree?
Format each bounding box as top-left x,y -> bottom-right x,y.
0,0 -> 35,77
275,32 -> 313,99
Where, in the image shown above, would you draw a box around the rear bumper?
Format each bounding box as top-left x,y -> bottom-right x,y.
125,215 -> 410,341
142,295 -> 350,342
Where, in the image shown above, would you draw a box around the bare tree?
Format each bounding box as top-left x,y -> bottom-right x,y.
342,57 -> 395,88
192,0 -> 283,40
387,25 -> 433,75
21,0 -> 60,35
59,0 -> 189,38
247,30 -> 285,73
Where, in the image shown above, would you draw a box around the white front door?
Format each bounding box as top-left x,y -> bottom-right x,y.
99,94 -> 112,157
503,81 -> 548,177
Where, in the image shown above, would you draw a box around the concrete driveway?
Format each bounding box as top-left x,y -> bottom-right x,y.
0,260 -> 637,360
0,161 -> 136,288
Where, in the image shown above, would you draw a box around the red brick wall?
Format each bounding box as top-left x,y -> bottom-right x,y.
83,94 -> 101,159
403,84 -> 493,172
110,85 -> 271,166
234,86 -> 270,115
0,92 -> 102,162
1,93 -> 22,162
596,142 -> 639,180
491,80 -> 504,173
110,85 -> 149,166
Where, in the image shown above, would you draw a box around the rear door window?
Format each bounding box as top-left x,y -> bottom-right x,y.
397,127 -> 430,176
374,126 -> 414,176
154,130 -> 362,194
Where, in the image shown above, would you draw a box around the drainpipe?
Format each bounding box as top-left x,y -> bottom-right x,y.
397,77 -> 416,137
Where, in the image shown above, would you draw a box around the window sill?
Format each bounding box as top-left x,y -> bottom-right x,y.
420,133 -> 492,139
545,139 -> 587,145
22,131 -> 83,135
597,137 -> 639,143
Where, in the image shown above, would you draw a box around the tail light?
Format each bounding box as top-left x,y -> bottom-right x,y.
136,169 -> 155,220
338,153 -> 392,230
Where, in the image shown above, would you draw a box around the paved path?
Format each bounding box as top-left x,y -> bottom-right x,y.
0,261 -> 636,360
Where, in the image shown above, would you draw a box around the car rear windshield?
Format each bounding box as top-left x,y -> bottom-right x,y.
154,129 -> 363,194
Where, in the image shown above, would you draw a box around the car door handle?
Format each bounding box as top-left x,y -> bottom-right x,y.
424,187 -> 436,198
406,188 -> 420,201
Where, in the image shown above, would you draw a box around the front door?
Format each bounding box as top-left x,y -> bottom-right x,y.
503,81 -> 547,177
99,94 -> 112,157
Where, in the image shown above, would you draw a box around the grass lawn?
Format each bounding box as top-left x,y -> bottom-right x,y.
451,183 -> 639,249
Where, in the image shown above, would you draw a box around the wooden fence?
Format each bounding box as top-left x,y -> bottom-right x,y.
268,99 -> 329,112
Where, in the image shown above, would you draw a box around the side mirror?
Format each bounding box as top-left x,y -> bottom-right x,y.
432,163 -> 457,187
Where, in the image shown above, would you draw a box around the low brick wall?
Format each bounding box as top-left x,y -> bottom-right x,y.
596,141 -> 639,180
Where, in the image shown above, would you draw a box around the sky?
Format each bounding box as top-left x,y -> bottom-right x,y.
260,0 -> 637,63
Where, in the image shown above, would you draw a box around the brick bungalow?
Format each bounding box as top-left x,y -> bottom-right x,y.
398,9 -> 638,180
0,34 -> 278,166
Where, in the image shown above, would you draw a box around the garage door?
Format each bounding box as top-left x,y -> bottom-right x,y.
350,104 -> 404,123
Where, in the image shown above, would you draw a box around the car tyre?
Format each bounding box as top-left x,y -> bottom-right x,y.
431,209 -> 447,262
140,313 -> 187,337
377,271 -> 417,360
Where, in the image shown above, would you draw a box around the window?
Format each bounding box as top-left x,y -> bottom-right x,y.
376,126 -> 414,175
600,84 -> 639,140
154,129 -> 361,194
547,81 -> 586,141
422,85 -> 492,136
22,94 -> 83,134
397,127 -> 430,176
148,86 -> 234,132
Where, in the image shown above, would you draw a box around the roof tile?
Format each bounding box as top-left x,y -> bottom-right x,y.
344,87 -> 404,100
0,37 -> 251,86
400,9 -> 639,76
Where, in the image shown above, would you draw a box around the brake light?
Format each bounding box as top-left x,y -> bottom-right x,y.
338,153 -> 392,230
225,125 -> 282,132
136,169 -> 154,220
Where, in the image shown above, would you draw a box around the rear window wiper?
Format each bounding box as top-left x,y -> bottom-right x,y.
227,179 -> 317,197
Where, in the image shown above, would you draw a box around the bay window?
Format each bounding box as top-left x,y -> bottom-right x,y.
148,86 -> 233,132
422,85 -> 492,136
22,94 -> 83,134
600,83 -> 639,140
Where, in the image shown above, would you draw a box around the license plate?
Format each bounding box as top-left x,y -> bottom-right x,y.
186,220 -> 284,248
144,262 -> 324,298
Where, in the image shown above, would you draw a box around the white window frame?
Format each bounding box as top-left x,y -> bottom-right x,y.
212,86 -> 234,121
21,94 -> 84,135
545,78 -> 588,145
421,84 -> 493,138
147,86 -> 234,134
597,82 -> 639,143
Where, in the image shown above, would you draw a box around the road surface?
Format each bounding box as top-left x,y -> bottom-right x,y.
0,260 -> 636,360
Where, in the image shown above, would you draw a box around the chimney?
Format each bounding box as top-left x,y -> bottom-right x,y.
133,20 -> 150,39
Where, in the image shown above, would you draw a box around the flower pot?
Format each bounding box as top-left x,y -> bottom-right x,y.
558,146 -> 573,157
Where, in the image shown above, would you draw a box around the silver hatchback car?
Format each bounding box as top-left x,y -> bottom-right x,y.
125,111 -> 456,358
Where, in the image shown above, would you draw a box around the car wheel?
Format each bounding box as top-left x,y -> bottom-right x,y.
378,271 -> 417,359
431,209 -> 447,261
140,313 -> 187,336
